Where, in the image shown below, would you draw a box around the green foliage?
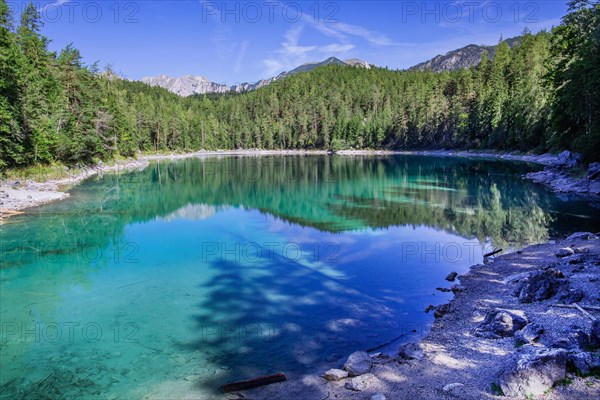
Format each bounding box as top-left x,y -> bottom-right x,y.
0,0 -> 598,169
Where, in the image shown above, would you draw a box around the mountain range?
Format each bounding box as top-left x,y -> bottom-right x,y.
141,38 -> 518,96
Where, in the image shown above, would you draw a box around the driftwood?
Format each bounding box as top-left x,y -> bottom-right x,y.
221,373 -> 286,393
484,248 -> 502,258
552,303 -> 599,321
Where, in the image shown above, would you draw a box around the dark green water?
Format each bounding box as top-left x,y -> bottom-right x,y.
1,155 -> 599,399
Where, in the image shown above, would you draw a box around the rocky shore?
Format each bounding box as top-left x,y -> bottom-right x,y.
2,149 -> 599,218
245,233 -> 600,400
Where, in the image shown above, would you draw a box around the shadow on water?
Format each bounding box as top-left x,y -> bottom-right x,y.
178,249 -> 400,394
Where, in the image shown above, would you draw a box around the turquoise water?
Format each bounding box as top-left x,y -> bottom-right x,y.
1,155 -> 600,399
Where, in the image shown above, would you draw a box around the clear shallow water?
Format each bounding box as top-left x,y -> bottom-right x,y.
1,155 -> 600,399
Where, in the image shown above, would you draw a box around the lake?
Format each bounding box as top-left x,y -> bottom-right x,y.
1,155 -> 599,399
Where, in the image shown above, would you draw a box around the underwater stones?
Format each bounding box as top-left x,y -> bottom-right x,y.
322,369 -> 348,381
343,351 -> 372,376
474,309 -> 528,339
499,348 -> 567,398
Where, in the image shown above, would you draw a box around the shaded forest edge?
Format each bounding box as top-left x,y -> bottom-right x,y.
1,1 -> 599,173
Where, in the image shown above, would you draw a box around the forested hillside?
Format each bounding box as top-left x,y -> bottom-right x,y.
1,0 -> 599,169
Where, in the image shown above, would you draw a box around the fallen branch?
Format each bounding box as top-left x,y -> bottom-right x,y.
484,248 -> 502,258
573,302 -> 597,321
551,304 -> 600,312
221,373 -> 286,393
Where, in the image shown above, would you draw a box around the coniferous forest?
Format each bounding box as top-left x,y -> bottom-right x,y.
1,0 -> 599,169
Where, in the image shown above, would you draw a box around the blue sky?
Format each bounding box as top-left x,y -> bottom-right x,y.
12,1 -> 569,83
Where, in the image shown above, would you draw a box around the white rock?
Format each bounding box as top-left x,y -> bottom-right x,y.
442,382 -> 465,395
371,394 -> 387,400
322,368 -> 348,381
344,373 -> 376,391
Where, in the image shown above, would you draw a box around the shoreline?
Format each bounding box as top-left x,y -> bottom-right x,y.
0,148 -> 592,216
245,234 -> 600,400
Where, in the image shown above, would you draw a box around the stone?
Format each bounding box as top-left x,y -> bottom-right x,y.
424,304 -> 434,313
514,268 -> 565,303
474,309 -> 529,339
442,382 -> 465,396
451,284 -> 465,293
445,271 -> 458,282
370,394 -> 386,400
322,368 -> 348,381
398,342 -> 425,361
344,373 -> 376,391
434,303 -> 451,319
556,247 -> 575,257
343,351 -> 372,376
591,319 -> 600,348
566,232 -> 595,241
555,150 -> 582,169
568,352 -> 600,375
499,348 -> 567,398
587,162 -> 600,181
436,287 -> 451,293
515,323 -> 544,345
558,288 -> 585,304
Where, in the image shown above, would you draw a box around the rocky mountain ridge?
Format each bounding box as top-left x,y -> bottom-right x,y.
141,57 -> 369,96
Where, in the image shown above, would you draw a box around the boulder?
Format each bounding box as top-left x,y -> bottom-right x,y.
555,151 -> 582,169
474,309 -> 529,339
514,268 -> 565,303
591,319 -> 600,348
556,247 -> 575,257
566,232 -> 595,241
558,288 -> 585,304
370,394 -> 386,400
568,351 -> 600,375
442,382 -> 465,396
398,342 -> 425,361
434,303 -> 451,319
322,368 -> 348,381
499,348 -> 567,398
343,351 -> 372,376
587,162 -> 600,181
451,284 -> 465,293
515,323 -> 544,345
424,304 -> 434,313
344,373 -> 376,391
445,271 -> 458,282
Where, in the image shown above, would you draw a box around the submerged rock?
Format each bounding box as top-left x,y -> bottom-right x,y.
513,268 -> 565,303
474,309 -> 529,339
343,351 -> 372,376
322,368 -> 348,381
499,348 -> 567,398
344,373 -> 376,391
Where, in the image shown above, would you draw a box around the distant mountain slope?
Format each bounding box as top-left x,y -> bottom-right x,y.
142,57 -> 369,96
411,37 -> 521,72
